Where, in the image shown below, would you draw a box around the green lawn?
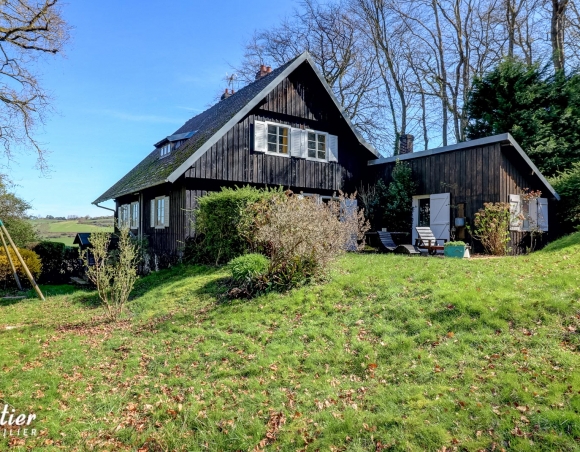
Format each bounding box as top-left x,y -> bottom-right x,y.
1,234 -> 579,451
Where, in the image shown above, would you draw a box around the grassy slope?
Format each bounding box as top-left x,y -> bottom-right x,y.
30,218 -> 114,247
1,235 -> 580,451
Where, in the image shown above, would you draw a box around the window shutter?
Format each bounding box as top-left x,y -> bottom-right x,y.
328,134 -> 338,162
528,198 -> 538,230
290,128 -> 303,157
150,200 -> 155,228
538,198 -> 549,231
164,196 -> 170,228
509,194 -> 522,231
254,121 -> 267,152
135,201 -> 140,229
300,130 -> 308,158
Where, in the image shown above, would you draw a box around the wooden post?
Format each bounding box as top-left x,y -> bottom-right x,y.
0,221 -> 44,301
0,228 -> 22,291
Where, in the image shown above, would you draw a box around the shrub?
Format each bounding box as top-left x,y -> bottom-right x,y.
383,160 -> 416,232
3,217 -> 38,247
228,253 -> 270,296
32,241 -> 83,284
358,160 -> 416,231
445,241 -> 466,247
82,228 -> 139,321
239,191 -> 369,291
189,186 -> 284,265
549,162 -> 580,233
229,253 -> 270,283
472,202 -> 512,255
0,247 -> 41,286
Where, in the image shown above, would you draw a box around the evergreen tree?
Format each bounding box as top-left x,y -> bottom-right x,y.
383,161 -> 416,232
466,59 -> 580,177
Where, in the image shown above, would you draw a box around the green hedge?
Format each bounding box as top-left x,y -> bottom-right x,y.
186,186 -> 283,265
31,241 -> 82,284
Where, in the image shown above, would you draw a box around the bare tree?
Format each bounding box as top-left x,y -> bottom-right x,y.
231,0 -> 580,154
232,0 -> 391,153
0,0 -> 69,171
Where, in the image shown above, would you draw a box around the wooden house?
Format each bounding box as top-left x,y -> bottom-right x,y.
368,133 -> 560,254
93,52 -> 378,258
94,51 -> 560,257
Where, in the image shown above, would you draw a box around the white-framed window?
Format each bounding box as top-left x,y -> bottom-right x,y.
118,204 -> 130,229
160,143 -> 172,158
130,202 -> 139,229
307,131 -> 327,160
267,124 -> 290,155
254,120 -> 338,162
150,196 -> 170,229
509,194 -> 548,232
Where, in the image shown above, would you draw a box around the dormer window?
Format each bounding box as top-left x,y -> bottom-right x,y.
156,131 -> 197,159
160,143 -> 171,158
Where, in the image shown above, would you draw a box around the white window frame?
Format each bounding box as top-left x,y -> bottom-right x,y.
297,192 -> 319,202
153,196 -> 167,229
130,202 -> 139,230
305,129 -> 329,162
156,197 -> 165,228
265,121 -> 291,157
160,143 -> 172,158
509,194 -> 549,232
118,204 -> 130,229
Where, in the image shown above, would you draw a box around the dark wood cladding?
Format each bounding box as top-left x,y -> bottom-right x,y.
115,65 -> 374,256
374,143 -> 558,254
185,67 -> 368,194
115,178 -> 190,256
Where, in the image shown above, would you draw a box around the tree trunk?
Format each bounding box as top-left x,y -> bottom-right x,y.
551,0 -> 569,72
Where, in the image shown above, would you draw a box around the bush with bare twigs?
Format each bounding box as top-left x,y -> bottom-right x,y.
82,228 -> 139,321
235,191 -> 369,294
472,202 -> 512,256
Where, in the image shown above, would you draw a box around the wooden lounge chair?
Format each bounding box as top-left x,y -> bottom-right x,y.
415,227 -> 447,255
378,231 -> 421,255
377,231 -> 397,252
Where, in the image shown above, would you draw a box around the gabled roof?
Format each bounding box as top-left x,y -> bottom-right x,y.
93,52 -> 378,204
368,133 -> 560,200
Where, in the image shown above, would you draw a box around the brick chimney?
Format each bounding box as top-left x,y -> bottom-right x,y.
221,88 -> 233,101
399,134 -> 414,154
255,64 -> 273,80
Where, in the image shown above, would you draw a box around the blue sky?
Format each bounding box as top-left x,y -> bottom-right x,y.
8,0 -> 298,217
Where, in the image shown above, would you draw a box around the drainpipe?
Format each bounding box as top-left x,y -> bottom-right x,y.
94,202 -> 115,213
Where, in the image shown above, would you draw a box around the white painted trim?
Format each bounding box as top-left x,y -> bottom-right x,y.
304,128 -> 330,162
263,121 -> 291,158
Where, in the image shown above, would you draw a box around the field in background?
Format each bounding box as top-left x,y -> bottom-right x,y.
30,217 -> 114,246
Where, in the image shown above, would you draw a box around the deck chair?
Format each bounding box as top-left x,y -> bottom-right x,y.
377,231 -> 397,252
378,231 -> 421,255
415,227 -> 447,255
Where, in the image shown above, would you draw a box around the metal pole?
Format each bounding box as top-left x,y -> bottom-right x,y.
0,221 -> 44,301
0,228 -> 22,290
